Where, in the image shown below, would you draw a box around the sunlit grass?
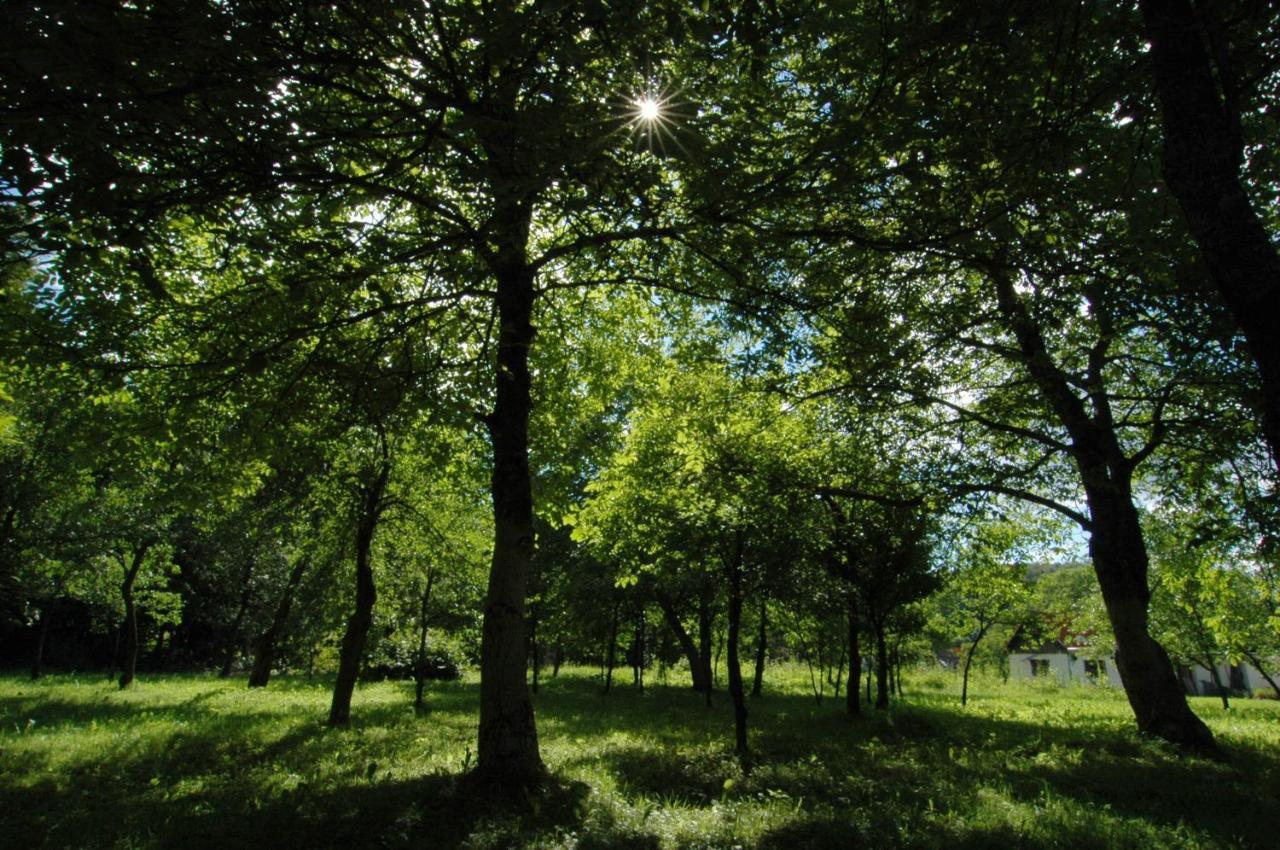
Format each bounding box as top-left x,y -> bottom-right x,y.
2,665 -> 1277,848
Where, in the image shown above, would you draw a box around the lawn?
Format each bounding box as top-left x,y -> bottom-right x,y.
2,667 -> 1276,849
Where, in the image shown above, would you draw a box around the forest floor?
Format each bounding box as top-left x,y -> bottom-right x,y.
1,666 -> 1277,849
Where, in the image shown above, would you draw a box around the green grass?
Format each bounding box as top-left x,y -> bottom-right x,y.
2,666 -> 1277,849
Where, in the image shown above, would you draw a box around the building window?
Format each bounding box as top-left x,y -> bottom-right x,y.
1084,659 -> 1105,680
1029,658 -> 1050,677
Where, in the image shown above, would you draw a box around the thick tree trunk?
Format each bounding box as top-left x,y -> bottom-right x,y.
846,592 -> 861,716
1139,0 -> 1280,477
474,255 -> 545,786
249,557 -> 309,689
751,599 -> 766,698
873,618 -> 890,710
328,452 -> 389,728
726,552 -> 748,757
529,605 -> 541,695
220,557 -> 255,678
655,591 -> 711,692
118,543 -> 150,690
1088,489 -> 1216,751
415,571 -> 435,712
31,602 -> 51,680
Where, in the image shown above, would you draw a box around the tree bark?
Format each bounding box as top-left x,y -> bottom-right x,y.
1139,0 -> 1280,478
655,591 -> 710,692
248,556 -> 309,688
220,557 -> 255,678
118,542 -> 151,690
846,592 -> 861,716
1088,488 -> 1216,750
751,598 -> 767,698
328,447 -> 389,727
726,549 -> 748,757
529,604 -> 541,695
414,570 -> 435,712
474,243 -> 545,785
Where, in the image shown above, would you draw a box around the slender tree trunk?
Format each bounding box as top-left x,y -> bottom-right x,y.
655,591 -> 710,692
726,550 -> 748,757
1200,653 -> 1230,711
751,598 -> 767,698
552,646 -> 563,678
1139,0 -> 1280,478
415,571 -> 435,712
475,253 -> 544,786
698,592 -> 715,705
31,602 -> 51,680
961,624 -> 990,707
847,592 -> 861,716
249,557 -> 309,689
118,542 -> 151,690
220,557 -> 255,678
1242,650 -> 1280,696
865,660 -> 872,704
328,451 -> 389,728
873,618 -> 890,710
894,639 -> 905,698
603,602 -> 619,694
632,608 -> 644,691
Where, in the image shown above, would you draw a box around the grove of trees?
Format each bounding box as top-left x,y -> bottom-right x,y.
2,0 -> 1277,785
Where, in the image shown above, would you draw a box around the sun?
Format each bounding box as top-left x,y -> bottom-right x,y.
636,96 -> 662,122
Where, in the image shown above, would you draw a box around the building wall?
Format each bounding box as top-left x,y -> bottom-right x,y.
1009,652 -> 1121,687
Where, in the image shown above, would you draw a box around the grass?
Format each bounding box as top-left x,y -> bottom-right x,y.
2,665 -> 1277,849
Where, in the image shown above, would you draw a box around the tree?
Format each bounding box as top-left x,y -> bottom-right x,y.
1137,0 -> 1280,477
931,525 -> 1031,706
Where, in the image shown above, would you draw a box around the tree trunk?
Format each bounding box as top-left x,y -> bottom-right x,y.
655,591 -> 710,692
961,624 -> 990,707
415,570 -> 435,712
726,550 -> 748,757
1242,650 -> 1280,696
1200,653 -> 1230,711
632,608 -> 644,691
1088,489 -> 1216,751
751,598 -> 766,698
118,542 -> 151,690
220,557 -> 255,678
873,617 -> 890,710
1139,0 -> 1280,478
475,255 -> 545,786
603,601 -> 619,694
846,592 -> 861,716
529,604 -> 541,695
328,450 -> 389,728
551,645 -> 563,678
31,602 -> 51,680
249,556 -> 309,688
698,591 -> 715,704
